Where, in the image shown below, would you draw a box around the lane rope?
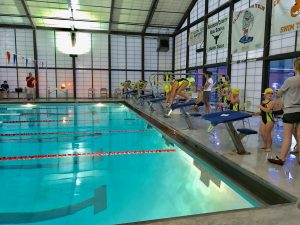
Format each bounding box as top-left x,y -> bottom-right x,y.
0,129 -> 152,137
2,118 -> 136,124
0,149 -> 176,161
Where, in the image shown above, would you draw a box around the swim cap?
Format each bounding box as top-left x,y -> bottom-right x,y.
186,77 -> 195,84
263,88 -> 273,94
232,88 -> 240,94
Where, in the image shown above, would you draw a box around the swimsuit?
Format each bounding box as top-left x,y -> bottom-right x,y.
261,100 -> 274,124
177,78 -> 188,87
229,102 -> 239,111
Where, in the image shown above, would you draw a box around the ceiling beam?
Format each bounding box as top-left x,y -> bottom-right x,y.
142,0 -> 159,34
0,24 -> 32,29
175,0 -> 197,32
109,0 -> 115,33
20,0 -> 36,29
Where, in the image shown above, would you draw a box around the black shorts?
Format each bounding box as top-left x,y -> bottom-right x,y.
273,110 -> 284,116
282,112 -> 300,123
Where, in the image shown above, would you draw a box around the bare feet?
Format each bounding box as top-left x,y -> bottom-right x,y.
165,102 -> 171,108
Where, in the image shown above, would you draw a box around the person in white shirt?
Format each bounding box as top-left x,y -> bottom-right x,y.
203,71 -> 213,114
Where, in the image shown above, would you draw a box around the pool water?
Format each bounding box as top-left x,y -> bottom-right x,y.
0,103 -> 259,225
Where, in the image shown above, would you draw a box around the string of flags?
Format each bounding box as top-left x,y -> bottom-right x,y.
4,50 -> 46,68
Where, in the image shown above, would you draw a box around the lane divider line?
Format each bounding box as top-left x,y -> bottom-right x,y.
2,118 -> 136,124
21,111 -> 129,116
0,129 -> 152,137
0,113 -> 21,116
0,149 -> 176,161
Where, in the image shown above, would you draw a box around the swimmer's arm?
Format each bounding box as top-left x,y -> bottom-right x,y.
230,94 -> 240,104
259,101 -> 274,113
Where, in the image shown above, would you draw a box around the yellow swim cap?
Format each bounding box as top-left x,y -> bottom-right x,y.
263,88 -> 273,94
186,77 -> 195,83
232,88 -> 240,94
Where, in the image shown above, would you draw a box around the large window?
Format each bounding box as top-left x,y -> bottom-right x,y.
269,59 -> 295,90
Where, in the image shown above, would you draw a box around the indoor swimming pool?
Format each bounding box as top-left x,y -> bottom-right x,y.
0,103 -> 260,225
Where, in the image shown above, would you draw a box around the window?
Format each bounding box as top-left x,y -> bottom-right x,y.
269,59 -> 295,90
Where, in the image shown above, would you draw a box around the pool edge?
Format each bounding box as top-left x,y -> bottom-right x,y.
123,100 -> 297,206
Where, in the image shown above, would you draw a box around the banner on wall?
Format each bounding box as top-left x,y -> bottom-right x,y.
188,25 -> 204,46
206,17 -> 229,52
271,0 -> 300,35
232,0 -> 266,53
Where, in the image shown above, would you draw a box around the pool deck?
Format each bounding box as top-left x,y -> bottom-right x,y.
123,98 -> 300,225
0,98 -> 300,224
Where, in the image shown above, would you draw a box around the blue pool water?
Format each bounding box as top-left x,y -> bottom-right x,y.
0,103 -> 259,225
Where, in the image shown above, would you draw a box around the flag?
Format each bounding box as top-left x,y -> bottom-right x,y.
6,51 -> 10,64
13,53 -> 17,64
271,0 -> 300,35
189,25 -> 204,46
232,0 -> 266,53
206,17 -> 229,52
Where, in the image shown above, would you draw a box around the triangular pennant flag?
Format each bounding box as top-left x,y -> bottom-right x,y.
13,53 -> 17,64
6,51 -> 10,64
25,58 -> 28,67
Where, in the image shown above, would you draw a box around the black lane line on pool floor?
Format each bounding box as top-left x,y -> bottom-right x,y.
0,129 -> 154,137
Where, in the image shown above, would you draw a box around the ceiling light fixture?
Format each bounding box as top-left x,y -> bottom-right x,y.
55,0 -> 91,55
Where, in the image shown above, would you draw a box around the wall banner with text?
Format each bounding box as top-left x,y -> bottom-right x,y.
189,25 -> 204,46
271,0 -> 300,35
206,17 -> 229,52
232,0 -> 266,53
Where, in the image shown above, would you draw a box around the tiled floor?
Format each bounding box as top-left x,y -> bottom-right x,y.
125,98 -> 300,225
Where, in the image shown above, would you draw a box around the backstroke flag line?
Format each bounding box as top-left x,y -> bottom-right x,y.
232,0 -> 266,53
271,0 -> 300,35
206,17 -> 229,52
